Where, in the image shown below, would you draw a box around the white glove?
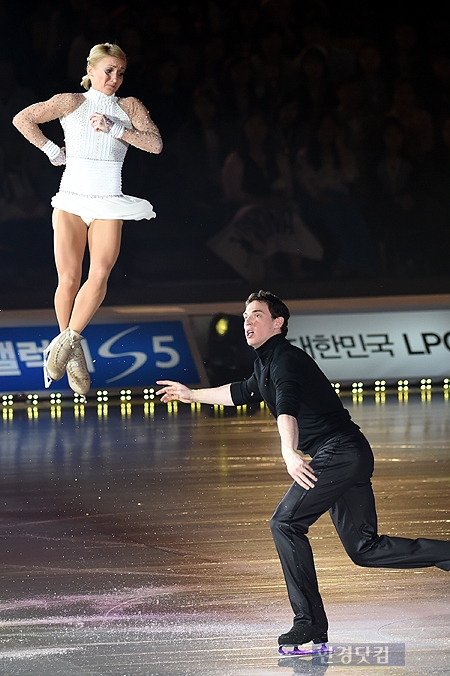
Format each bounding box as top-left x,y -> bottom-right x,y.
42,140 -> 66,166
105,116 -> 125,139
109,122 -> 125,138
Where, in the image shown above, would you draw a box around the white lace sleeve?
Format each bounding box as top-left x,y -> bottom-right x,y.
12,93 -> 80,150
118,97 -> 163,154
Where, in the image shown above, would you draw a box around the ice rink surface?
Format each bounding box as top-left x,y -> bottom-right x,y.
0,392 -> 449,675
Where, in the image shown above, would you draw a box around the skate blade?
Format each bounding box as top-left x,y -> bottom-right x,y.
278,642 -> 333,656
43,341 -> 55,389
43,361 -> 52,389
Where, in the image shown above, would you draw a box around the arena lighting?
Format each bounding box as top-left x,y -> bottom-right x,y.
215,316 -> 229,336
120,402 -> 132,417
27,406 -> 38,419
2,407 -> 13,421
97,403 -> 108,417
352,384 -> 364,404
213,403 -> 224,417
352,382 -> 364,394
143,401 -> 155,418
73,402 -> 85,419
167,400 -> 178,414
376,390 -> 386,404
50,404 -> 61,419
2,378 -> 449,411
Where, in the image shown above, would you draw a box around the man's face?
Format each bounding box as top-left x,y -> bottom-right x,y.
243,300 -> 284,349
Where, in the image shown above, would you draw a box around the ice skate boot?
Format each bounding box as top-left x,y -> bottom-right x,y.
66,341 -> 90,396
44,328 -> 84,386
278,623 -> 333,657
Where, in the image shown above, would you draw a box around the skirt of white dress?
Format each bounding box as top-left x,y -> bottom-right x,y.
51,192 -> 156,223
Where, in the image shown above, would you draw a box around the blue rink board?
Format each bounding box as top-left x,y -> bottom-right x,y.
0,321 -> 201,392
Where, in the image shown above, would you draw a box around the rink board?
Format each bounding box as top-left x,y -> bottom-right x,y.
0,307 -> 207,394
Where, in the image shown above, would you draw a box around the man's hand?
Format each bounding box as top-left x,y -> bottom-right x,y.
156,380 -> 194,404
284,450 -> 317,490
276,414 -> 316,489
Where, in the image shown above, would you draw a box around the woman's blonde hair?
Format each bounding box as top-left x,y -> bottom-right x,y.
81,43 -> 127,90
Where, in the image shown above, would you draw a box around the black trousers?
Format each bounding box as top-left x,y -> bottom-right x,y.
270,430 -> 450,629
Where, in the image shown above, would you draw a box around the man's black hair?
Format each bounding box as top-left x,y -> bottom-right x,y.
245,290 -> 290,336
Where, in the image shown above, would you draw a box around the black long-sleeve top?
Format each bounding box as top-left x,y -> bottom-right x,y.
230,333 -> 359,456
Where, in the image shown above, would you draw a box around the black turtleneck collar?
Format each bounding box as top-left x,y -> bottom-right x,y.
255,332 -> 285,362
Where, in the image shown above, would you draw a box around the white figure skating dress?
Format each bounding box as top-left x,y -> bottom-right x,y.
51,88 -> 155,223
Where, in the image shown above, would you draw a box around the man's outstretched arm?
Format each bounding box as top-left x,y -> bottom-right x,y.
156,380 -> 234,406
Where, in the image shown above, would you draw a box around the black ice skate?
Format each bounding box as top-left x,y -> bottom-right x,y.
278,623 -> 333,657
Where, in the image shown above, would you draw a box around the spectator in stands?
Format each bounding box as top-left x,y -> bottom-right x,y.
295,113 -> 379,278
334,78 -> 377,195
148,53 -> 188,142
297,18 -> 355,84
368,117 -> 419,276
356,42 -> 390,117
388,23 -> 424,87
419,115 -> 450,274
251,25 -> 298,114
295,47 -> 337,131
389,79 -> 434,162
174,87 -> 235,237
424,51 -> 450,123
221,56 -> 261,125
214,111 -> 323,282
273,97 -> 307,169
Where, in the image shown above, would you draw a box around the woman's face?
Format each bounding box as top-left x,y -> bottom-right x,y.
87,56 -> 126,95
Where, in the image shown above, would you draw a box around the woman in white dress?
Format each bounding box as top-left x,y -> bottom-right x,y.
13,43 -> 162,396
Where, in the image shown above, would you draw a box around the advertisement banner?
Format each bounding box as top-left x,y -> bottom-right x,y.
287,309 -> 450,383
0,319 -> 204,393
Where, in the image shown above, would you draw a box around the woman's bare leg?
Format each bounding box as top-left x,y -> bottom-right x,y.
68,219 -> 123,333
53,209 -> 88,331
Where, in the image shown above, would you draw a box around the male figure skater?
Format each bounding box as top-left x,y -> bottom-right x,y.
157,290 -> 450,648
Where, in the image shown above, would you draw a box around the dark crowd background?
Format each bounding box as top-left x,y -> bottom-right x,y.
1,0 -> 450,309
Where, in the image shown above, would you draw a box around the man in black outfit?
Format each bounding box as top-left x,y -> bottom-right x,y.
157,290 -> 450,648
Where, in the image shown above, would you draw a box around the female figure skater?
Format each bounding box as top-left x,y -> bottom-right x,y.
13,43 -> 162,395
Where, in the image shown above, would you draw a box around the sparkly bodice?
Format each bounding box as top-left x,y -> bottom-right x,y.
61,88 -> 132,163
13,87 -> 162,199
59,89 -> 133,197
